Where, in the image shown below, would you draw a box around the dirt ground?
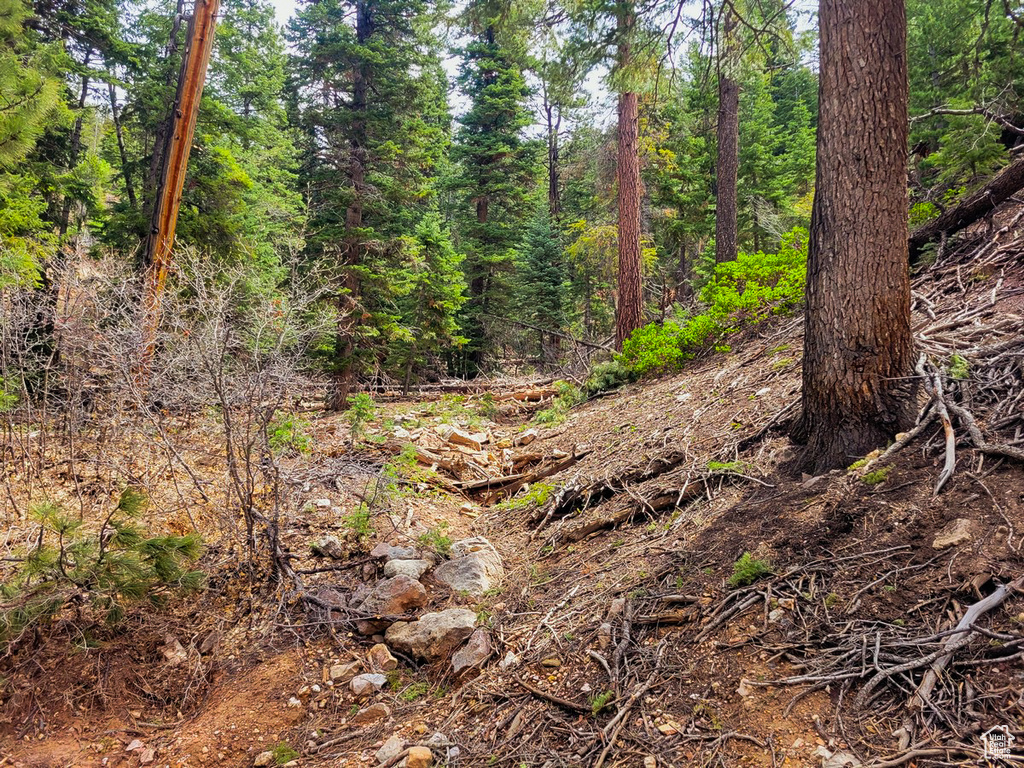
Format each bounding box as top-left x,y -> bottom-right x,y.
3,222 -> 1024,767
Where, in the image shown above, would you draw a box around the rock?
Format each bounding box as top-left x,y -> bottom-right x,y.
406,746 -> 434,768
311,535 -> 345,559
139,749 -> 155,765
933,518 -> 974,550
597,622 -> 612,650
350,673 -> 388,696
160,634 -> 187,666
376,735 -> 405,763
351,702 -> 391,725
516,428 -> 538,446
657,721 -> 681,736
644,757 -> 657,768
314,498 -> 332,509
287,696 -> 302,708
126,739 -> 144,752
540,657 -> 561,668
433,537 -> 504,597
198,630 -> 222,655
816,746 -> 863,768
329,660 -> 361,682
371,542 -> 420,560
436,424 -> 482,451
356,575 -> 428,634
499,651 -> 518,669
608,598 -> 626,618
254,751 -> 274,767
394,426 -> 412,440
768,608 -> 785,623
383,558 -> 431,580
368,643 -> 398,672
736,679 -> 754,697
385,608 -> 477,661
452,629 -> 492,675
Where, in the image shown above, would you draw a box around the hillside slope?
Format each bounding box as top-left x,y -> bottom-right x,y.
3,210 -> 1023,768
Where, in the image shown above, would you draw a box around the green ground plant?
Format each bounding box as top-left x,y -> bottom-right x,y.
727,552 -> 773,587
346,393 -> 377,445
0,489 -> 204,651
268,411 -> 312,456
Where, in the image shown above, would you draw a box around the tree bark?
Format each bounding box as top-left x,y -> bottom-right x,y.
714,7 -> 739,264
614,4 -> 642,350
792,0 -> 916,472
908,155 -> 1024,262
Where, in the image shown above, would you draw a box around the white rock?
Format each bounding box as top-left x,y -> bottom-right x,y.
350,673 -> 388,696
375,735 -> 405,763
287,696 -> 302,708
433,537 -> 504,597
383,558 -> 431,580
253,752 -> 274,767
932,518 -> 974,549
385,608 -> 477,661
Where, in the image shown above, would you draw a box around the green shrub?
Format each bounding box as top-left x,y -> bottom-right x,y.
494,481 -> 555,512
417,521 -> 452,556
533,381 -> 584,426
590,690 -> 614,716
343,503 -> 373,541
727,552 -> 772,587
271,743 -> 299,765
0,489 -> 204,651
619,227 -> 808,377
268,411 -> 312,456
346,393 -> 377,445
948,354 -> 969,381
584,360 -> 635,396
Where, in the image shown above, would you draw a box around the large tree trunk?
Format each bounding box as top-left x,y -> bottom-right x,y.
909,155 -> 1024,261
792,0 -> 916,473
614,4 -> 642,350
714,7 -> 739,264
331,0 -> 372,411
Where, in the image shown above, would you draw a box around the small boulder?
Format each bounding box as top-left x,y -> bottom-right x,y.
311,535 -> 345,559
160,634 -> 188,666
329,660 -> 361,683
368,643 -> 398,671
139,749 -> 155,765
516,429 -> 538,446
385,608 -> 476,661
351,702 -> 391,725
254,751 -> 275,767
350,673 -> 388,696
433,537 -> 504,597
371,542 -> 420,560
452,629 -> 492,675
383,558 -> 431,580
406,746 -> 434,768
356,575 -> 428,634
933,518 -> 974,550
376,735 -> 405,763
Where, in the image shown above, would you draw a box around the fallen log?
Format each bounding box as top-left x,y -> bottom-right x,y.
482,451 -> 588,505
909,155 -> 1024,262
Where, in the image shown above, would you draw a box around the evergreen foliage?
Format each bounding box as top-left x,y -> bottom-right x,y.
0,490 -> 204,651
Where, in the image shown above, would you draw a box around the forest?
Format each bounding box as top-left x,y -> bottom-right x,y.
2,0 -> 1024,765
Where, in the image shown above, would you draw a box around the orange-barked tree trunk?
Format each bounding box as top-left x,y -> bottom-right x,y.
792,0 -> 916,472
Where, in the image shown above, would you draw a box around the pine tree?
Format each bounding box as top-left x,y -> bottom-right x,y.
0,0 -> 68,286
288,0 -> 450,404
452,11 -> 539,375
391,213 -> 467,393
793,0 -> 916,471
516,212 -> 566,360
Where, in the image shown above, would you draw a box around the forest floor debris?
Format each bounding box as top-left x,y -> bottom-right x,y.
3,213 -> 1024,767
